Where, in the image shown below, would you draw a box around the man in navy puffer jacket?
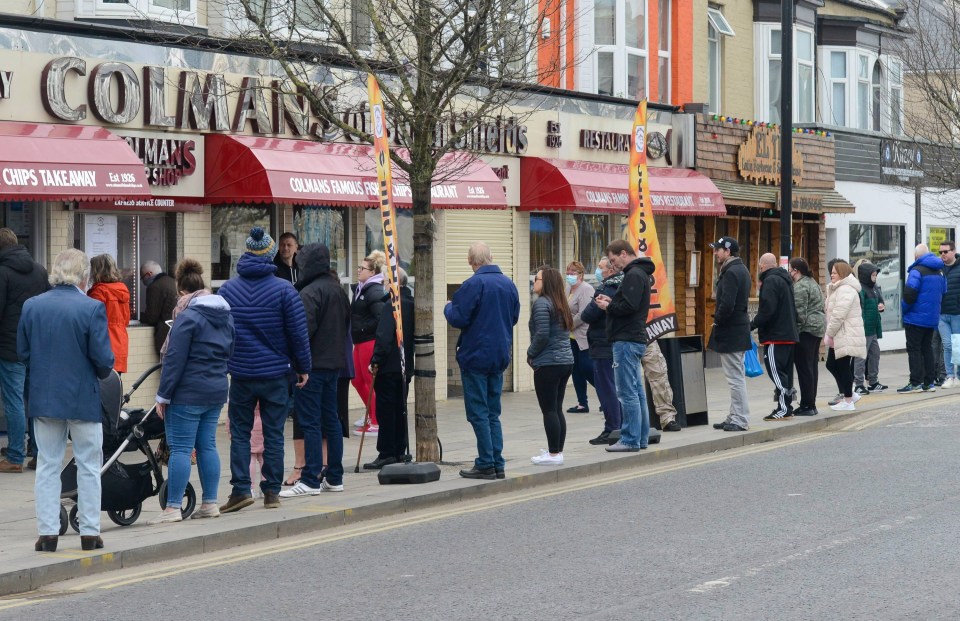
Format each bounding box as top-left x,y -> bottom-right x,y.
899,244 -> 946,392
218,227 -> 311,513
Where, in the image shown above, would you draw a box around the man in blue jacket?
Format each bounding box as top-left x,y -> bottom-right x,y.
898,244 -> 946,393
218,228 -> 311,512
19,249 -> 114,553
444,242 -> 520,480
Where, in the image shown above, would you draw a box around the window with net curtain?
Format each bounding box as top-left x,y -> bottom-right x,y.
211,205 -> 271,282
573,214 -> 609,279
294,205 -> 348,278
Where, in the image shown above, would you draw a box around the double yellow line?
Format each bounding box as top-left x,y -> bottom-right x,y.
0,397 -> 945,610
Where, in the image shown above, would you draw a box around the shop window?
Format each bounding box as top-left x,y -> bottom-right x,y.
759,220 -> 774,255
294,206 -> 349,279
849,223 -> 904,332
756,24 -> 815,124
530,213 -> 560,274
927,226 -> 956,249
365,207 -> 414,274
0,201 -> 42,262
211,205 -> 273,283
74,213 -> 172,322
573,214 -> 609,279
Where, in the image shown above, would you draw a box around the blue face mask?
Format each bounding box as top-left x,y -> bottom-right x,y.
594,268 -> 603,282
565,274 -> 578,286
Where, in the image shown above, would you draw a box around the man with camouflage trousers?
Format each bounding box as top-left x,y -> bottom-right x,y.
641,342 -> 681,432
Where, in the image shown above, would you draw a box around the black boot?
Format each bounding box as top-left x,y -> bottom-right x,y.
459,466 -> 496,480
35,535 -> 58,552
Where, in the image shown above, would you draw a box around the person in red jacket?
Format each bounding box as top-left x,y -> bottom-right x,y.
87,254 -> 130,374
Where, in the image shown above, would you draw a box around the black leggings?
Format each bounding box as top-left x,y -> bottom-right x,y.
534,364 -> 574,454
825,349 -> 854,398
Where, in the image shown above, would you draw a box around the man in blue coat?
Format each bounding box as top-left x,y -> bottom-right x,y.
18,249 -> 114,553
218,228 -> 311,512
898,244 -> 947,393
444,242 -> 520,480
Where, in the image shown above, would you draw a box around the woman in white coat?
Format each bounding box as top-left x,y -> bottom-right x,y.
824,260 -> 867,410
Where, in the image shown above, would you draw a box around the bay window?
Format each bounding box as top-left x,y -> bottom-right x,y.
755,23 -> 815,124
829,50 -> 847,126
593,0 -> 648,99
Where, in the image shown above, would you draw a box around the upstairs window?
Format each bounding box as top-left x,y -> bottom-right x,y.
756,23 -> 815,124
706,7 -> 735,114
593,0 -> 648,99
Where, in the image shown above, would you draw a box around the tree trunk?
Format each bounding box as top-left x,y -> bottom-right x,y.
411,176 -> 440,462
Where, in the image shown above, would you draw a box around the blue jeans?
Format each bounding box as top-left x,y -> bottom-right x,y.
939,314 -> 960,379
570,339 -> 595,407
228,377 -> 289,496
165,404 -> 222,507
461,370 -> 505,470
612,341 -> 650,448
34,417 -> 102,536
593,357 -> 621,433
295,371 -> 342,487
0,358 -> 26,464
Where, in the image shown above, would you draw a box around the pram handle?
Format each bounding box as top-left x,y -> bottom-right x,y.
121,363 -> 163,405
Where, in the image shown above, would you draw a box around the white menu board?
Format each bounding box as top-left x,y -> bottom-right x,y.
84,214 -> 118,260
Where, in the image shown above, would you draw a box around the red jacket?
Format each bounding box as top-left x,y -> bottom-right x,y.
88,281 -> 131,373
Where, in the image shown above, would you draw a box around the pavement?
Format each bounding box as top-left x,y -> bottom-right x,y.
0,350 -> 950,596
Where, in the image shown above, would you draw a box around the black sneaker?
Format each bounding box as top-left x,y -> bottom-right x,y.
763,411 -> 794,421
662,420 -> 682,432
589,431 -> 611,445
566,404 -> 589,414
896,383 -> 922,394
713,421 -> 728,430
363,456 -> 398,470
868,382 -> 888,393
793,406 -> 818,416
854,385 -> 870,396
723,423 -> 748,432
459,466 -> 496,480
495,467 -> 505,480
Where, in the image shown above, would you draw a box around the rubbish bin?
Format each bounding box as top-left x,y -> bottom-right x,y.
646,335 -> 708,428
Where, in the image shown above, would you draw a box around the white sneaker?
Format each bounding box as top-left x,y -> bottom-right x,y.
852,392 -> 862,404
354,417 -> 367,428
944,377 -> 956,389
830,401 -> 856,411
321,479 -> 344,492
279,481 -> 322,498
147,510 -> 182,525
531,452 -> 564,466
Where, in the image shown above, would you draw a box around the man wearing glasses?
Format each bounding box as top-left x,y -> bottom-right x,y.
938,241 -> 960,388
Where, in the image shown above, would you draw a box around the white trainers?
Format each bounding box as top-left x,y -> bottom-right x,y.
944,377 -> 957,389
531,451 -> 564,466
279,481 -> 322,498
830,400 -> 855,411
354,417 -> 367,428
851,392 -> 862,404
321,479 -> 344,492
147,510 -> 182,525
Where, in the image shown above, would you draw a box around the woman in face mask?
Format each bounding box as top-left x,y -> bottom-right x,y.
564,261 -> 596,413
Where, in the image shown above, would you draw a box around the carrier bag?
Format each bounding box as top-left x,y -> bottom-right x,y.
378,462 -> 441,485
744,340 -> 764,378
952,334 -> 960,366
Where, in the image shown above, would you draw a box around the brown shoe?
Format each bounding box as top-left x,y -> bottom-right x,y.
219,494 -> 254,514
263,491 -> 281,509
80,535 -> 104,551
35,535 -> 58,552
26,457 -> 36,470
0,459 -> 23,473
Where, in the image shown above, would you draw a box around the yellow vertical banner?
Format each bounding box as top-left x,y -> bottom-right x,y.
626,100 -> 677,340
367,74 -> 405,374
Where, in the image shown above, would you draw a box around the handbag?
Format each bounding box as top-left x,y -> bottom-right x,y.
952,334 -> 960,366
744,340 -> 764,378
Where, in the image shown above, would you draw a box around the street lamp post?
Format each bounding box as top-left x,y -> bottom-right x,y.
780,0 -> 794,261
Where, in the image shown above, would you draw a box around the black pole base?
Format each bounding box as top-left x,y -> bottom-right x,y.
377,461 -> 441,485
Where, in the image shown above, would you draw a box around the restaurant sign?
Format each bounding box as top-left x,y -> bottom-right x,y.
737,126 -> 803,186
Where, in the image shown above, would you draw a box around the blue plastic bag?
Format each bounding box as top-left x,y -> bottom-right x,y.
744,340 -> 764,378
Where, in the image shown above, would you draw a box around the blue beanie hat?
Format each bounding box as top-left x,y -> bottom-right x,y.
246,227 -> 277,260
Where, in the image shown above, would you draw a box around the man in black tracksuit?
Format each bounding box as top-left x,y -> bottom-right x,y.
751,253 -> 799,420
365,269 -> 416,469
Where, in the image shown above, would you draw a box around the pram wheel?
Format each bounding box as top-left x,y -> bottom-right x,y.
59,505 -> 68,536
158,481 -> 196,519
68,505 -> 80,533
107,504 -> 142,526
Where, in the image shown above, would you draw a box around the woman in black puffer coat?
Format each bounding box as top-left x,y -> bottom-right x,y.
350,250 -> 386,435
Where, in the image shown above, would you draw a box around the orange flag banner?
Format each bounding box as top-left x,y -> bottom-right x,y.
626,100 -> 677,341
367,74 -> 405,374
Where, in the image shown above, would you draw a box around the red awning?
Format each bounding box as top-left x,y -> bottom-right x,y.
519,157 -> 726,215
205,135 -> 507,209
0,122 -> 150,201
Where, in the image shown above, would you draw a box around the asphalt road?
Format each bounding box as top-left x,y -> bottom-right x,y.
4,403 -> 960,620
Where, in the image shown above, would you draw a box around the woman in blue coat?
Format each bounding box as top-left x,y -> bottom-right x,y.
149,259 -> 234,524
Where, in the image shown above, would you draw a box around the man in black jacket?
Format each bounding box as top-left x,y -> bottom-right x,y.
281,243 -> 350,497
751,253 -> 800,421
0,229 -> 48,473
364,268 -> 416,469
581,258 -> 622,445
139,260 -> 177,356
595,240 -> 652,452
708,237 -> 752,432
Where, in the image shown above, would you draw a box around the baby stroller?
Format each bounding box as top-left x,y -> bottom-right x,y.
59,363 -> 196,534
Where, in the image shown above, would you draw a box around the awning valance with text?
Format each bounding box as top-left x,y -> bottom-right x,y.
205,135 -> 507,209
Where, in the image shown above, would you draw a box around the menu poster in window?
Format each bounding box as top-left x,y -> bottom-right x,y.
84,215 -> 118,260
139,217 -> 165,268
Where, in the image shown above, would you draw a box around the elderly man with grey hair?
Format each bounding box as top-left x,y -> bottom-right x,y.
140,259 -> 177,355
444,242 -> 520,480
364,266 -> 416,469
18,249 -> 115,553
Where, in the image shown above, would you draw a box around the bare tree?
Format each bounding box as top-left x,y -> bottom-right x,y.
216,0 -> 567,460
